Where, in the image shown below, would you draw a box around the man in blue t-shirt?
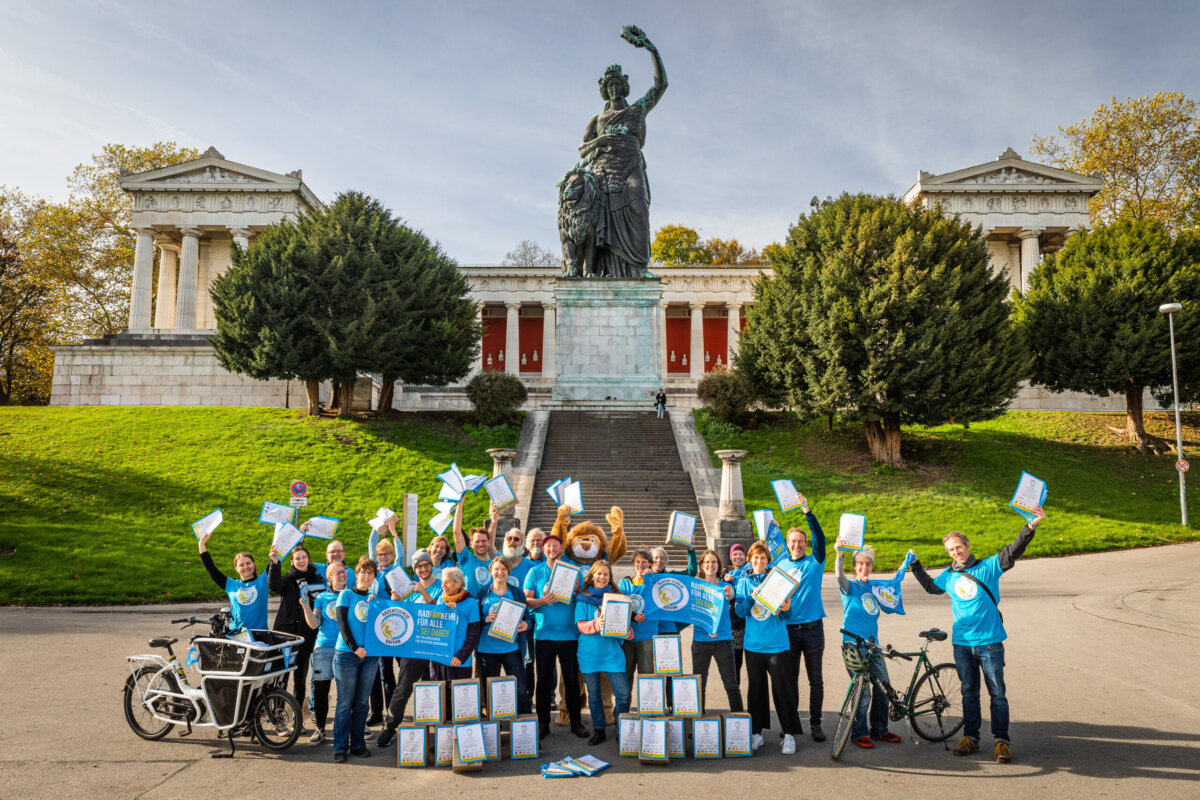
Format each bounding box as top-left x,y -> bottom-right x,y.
910,505 -> 1045,764
778,498 -> 827,742
452,502 -> 498,597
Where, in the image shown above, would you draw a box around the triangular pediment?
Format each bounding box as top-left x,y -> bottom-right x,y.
913,148 -> 1103,192
120,151 -> 303,190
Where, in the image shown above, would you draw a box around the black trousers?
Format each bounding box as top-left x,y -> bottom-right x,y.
786,622 -> 825,726
535,639 -> 582,726
745,650 -> 801,736
272,620 -> 315,709
692,639 -> 744,712
385,657 -> 429,729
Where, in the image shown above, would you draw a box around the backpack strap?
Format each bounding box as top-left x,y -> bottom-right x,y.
956,570 -> 1003,623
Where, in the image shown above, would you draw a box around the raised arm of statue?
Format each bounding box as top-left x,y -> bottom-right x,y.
622,25 -> 667,113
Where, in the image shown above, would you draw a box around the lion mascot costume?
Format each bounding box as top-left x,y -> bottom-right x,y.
551,504 -> 626,568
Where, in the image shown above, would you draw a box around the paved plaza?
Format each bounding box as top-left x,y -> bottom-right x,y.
1,542 -> 1197,799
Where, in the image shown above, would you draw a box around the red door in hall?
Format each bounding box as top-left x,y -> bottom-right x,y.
518,316 -> 543,373
481,316 -> 505,371
665,317 -> 690,374
703,316 -> 728,371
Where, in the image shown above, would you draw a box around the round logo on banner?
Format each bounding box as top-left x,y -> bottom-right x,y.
475,567 -> 489,585
235,586 -> 258,606
652,578 -> 689,612
355,600 -> 370,622
861,594 -> 880,616
952,576 -> 978,600
751,602 -> 771,621
629,593 -> 645,614
375,606 -> 414,647
873,585 -> 899,609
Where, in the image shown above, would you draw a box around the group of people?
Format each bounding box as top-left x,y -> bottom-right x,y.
195,490 -> 1044,765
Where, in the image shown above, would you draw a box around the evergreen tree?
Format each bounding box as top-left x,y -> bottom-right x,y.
212,191 -> 479,416
1014,218 -> 1200,452
737,194 -> 1027,466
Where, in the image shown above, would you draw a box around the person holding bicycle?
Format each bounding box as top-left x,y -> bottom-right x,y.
298,561 -> 348,745
331,556 -> 381,762
908,506 -> 1045,764
197,532 -> 271,634
834,542 -> 906,749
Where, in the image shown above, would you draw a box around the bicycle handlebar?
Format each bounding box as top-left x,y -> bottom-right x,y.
170,617 -> 191,624
885,645 -> 913,662
839,629 -> 871,646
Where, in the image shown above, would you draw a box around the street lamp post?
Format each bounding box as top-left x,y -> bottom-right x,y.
1158,302 -> 1188,527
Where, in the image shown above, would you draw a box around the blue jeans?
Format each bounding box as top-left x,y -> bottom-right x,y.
846,646 -> 890,740
332,651 -> 380,755
954,643 -> 1008,743
581,670 -> 630,731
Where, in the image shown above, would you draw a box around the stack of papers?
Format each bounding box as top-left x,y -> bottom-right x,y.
259,501 -> 296,526
752,509 -> 787,562
545,477 -> 584,515
666,510 -> 697,546
483,474 -> 517,512
771,479 -> 808,514
190,509 -> 222,540
838,514 -> 866,551
539,754 -> 611,778
437,463 -> 488,503
1009,472 -> 1048,523
367,506 -> 395,531
270,522 -> 305,559
429,501 -> 458,536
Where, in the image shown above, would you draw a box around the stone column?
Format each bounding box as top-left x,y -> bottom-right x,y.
542,303 -> 556,380
486,447 -> 520,537
658,301 -> 670,383
153,240 -> 179,329
1018,229 -> 1043,294
229,227 -> 252,251
504,302 -> 520,375
174,228 -> 203,330
127,228 -> 156,331
713,449 -> 753,557
689,300 -> 705,381
1008,242 -> 1021,292
727,303 -> 742,360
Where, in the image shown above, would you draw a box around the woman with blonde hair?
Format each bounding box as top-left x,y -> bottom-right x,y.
693,548 -> 743,712
574,560 -> 633,744
478,556 -> 532,713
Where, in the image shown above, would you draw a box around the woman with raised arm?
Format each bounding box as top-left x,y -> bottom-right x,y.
196,531 -> 272,634
268,544 -> 320,712
575,25 -> 668,278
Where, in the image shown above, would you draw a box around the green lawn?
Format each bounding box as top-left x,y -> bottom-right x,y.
0,407 -> 518,605
694,409 -> 1200,571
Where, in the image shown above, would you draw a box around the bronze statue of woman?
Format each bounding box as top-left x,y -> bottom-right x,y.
574,25 -> 667,279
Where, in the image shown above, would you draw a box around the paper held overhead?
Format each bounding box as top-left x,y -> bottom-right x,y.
437,462 -> 488,497
190,509 -> 222,540
259,501 -> 295,526
666,510 -> 697,546
483,474 -> 517,511
271,522 -> 305,559
770,479 -> 808,514
302,516 -> 339,540
546,476 -> 584,514
838,513 -> 866,551
1009,472 -> 1048,523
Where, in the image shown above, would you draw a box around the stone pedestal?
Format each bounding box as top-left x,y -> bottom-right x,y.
711,449 -> 752,558
549,278 -> 664,408
486,447 -> 520,537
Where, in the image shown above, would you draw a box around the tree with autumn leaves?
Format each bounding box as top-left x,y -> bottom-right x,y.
650,224 -> 772,266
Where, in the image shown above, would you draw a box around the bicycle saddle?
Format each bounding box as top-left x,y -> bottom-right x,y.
149,637 -> 178,648
919,629 -> 947,641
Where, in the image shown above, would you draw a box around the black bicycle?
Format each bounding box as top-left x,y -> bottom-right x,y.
830,628 -> 964,760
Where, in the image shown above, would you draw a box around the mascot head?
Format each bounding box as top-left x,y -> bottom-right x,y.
564,521 -> 609,565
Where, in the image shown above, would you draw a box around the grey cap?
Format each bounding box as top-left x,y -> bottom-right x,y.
411,549 -> 433,567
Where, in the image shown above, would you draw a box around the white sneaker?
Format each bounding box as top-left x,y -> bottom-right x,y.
781,734 -> 796,754
309,728 -> 326,744
751,733 -> 764,751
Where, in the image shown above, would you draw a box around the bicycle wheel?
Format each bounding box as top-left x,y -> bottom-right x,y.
830,675 -> 867,760
908,662 -> 964,741
123,665 -> 178,741
251,688 -> 302,751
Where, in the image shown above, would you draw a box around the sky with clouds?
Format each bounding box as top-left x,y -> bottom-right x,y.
2,0 -> 1198,263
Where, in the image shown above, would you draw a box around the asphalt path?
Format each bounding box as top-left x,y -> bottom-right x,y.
1,542 -> 1197,799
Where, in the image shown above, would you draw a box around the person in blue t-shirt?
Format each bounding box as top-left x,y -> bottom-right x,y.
909,506 -> 1044,764
502,526 -> 538,707
451,502 -> 499,598
693,549 -> 743,712
331,556 -> 380,762
427,567 -> 481,682
524,533 -> 589,740
835,543 -> 904,749
477,556 -> 533,714
778,496 -> 828,742
574,560 -> 633,745
298,561 -> 348,744
735,541 -> 802,755
196,531 -> 271,634
617,549 -> 657,683
308,538 -> 356,587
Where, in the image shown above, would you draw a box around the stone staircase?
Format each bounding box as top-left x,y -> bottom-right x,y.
525,411 -> 702,563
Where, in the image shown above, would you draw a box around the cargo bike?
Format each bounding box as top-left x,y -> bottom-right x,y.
122,609 -> 304,757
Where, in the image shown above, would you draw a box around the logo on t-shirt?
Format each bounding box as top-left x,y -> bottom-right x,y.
355,600 -> 369,622
952,576 -> 978,600
324,603 -> 337,621
375,606 -> 414,647
629,593 -> 645,614
861,594 -> 880,616
751,602 -> 770,621
476,566 -> 489,585
235,586 -> 258,606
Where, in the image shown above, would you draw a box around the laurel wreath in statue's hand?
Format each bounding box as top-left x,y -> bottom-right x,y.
621,25 -> 649,49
